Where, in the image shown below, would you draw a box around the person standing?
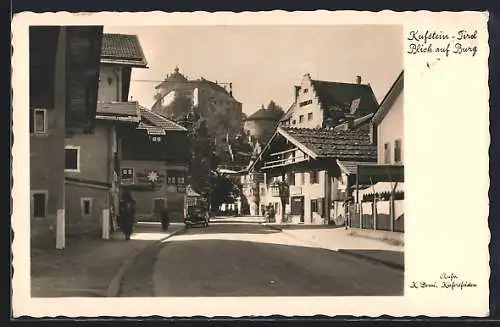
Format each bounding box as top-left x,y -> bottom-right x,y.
120,189 -> 136,240
159,206 -> 170,232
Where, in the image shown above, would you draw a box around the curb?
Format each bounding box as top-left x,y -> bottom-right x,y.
261,223 -> 283,231
106,228 -> 185,297
337,249 -> 404,271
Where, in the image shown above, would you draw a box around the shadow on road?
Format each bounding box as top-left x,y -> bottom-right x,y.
153,238 -> 404,297
184,223 -> 281,235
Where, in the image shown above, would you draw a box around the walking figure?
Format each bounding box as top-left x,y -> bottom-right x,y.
158,206 -> 170,232
120,189 -> 136,240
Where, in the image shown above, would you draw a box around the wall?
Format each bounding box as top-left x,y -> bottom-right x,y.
30,30 -> 67,248
288,74 -> 324,129
65,184 -> 108,237
120,160 -> 188,222
64,123 -> 113,236
377,91 -> 404,165
98,65 -> 122,103
65,123 -> 111,183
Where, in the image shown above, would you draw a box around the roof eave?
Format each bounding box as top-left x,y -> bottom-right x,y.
100,58 -> 148,68
371,70 -> 404,125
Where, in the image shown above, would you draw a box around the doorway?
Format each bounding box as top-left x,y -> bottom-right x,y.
290,196 -> 305,223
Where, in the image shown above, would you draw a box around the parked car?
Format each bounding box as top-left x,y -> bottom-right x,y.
184,206 -> 209,228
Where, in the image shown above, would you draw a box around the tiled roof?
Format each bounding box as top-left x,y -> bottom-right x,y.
337,160 -> 376,175
101,34 -> 148,67
282,127 -> 377,161
97,101 -> 139,117
138,106 -> 187,131
311,80 -> 378,115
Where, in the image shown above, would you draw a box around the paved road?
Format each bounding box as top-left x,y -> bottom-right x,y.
120,223 -> 404,297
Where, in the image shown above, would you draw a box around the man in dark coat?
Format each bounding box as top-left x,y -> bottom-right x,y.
120,189 -> 136,240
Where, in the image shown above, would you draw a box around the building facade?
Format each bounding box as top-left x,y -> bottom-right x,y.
30,26 -> 103,248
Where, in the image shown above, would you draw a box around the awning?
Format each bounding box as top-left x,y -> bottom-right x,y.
356,164 -> 404,185
358,182 -> 404,197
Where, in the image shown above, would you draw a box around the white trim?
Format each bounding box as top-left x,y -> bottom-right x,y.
31,190 -> 49,219
33,108 -> 48,134
96,115 -> 141,122
80,197 -> 92,217
64,145 -> 81,173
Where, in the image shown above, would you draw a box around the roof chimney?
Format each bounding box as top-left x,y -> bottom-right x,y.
356,75 -> 362,84
229,82 -> 233,97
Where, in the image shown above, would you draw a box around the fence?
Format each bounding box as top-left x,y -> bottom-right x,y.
348,199 -> 404,233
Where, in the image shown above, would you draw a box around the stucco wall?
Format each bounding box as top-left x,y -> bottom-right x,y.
65,123 -> 111,183
65,184 -> 109,237
120,160 -> 187,222
289,75 -> 324,129
377,91 -> 404,164
98,65 -> 122,103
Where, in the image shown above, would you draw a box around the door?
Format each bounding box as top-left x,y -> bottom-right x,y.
153,198 -> 166,217
290,196 -> 305,223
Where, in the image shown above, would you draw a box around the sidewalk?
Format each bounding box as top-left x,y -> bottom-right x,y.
262,224 -> 404,270
31,222 -> 184,297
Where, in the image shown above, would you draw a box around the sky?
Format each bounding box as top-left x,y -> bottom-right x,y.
104,25 -> 403,115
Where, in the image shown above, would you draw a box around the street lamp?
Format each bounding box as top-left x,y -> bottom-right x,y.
269,179 -> 289,223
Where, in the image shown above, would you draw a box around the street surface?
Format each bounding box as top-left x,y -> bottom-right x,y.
119,221 -> 404,297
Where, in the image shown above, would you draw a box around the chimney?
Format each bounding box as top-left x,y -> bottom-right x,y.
294,86 -> 300,101
355,75 -> 362,84
229,82 -> 233,97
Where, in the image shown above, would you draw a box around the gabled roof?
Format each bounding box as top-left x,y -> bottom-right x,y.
101,34 -> 148,68
96,101 -> 140,121
281,127 -> 377,161
371,70 -> 404,126
311,80 -> 379,114
249,126 -> 377,172
336,160 -> 376,175
138,106 -> 187,132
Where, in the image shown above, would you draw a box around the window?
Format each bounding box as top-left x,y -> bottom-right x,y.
299,172 -> 305,185
177,172 -> 186,185
32,191 -> 47,218
303,88 -> 308,93
311,199 -> 319,213
292,120 -> 296,125
310,171 -> 319,184
30,108 -> 47,134
64,145 -> 80,172
299,115 -> 304,123
167,170 -> 183,185
80,198 -> 92,217
384,142 -> 391,164
394,139 -> 402,163
287,173 -> 295,185
307,112 -> 313,121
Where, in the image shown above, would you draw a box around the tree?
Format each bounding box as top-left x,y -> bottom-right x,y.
163,93 -> 192,120
265,100 -> 285,115
210,173 -> 241,210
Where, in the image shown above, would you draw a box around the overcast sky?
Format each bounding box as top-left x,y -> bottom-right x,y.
104,25 -> 403,115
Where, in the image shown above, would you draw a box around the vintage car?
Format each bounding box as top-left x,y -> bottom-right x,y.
184,206 -> 209,228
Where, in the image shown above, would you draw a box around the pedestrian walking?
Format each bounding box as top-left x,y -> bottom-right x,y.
159,206 -> 170,232
120,189 -> 136,240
